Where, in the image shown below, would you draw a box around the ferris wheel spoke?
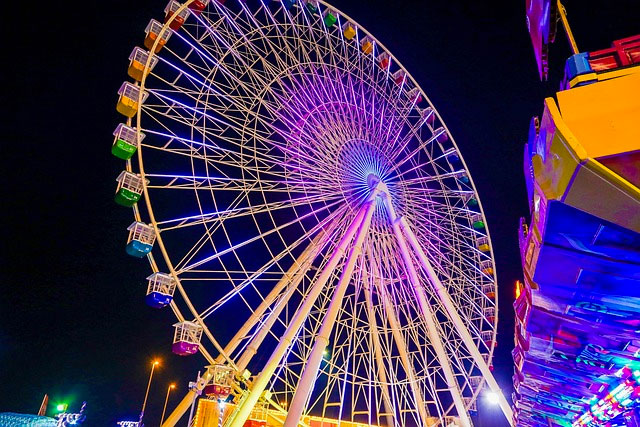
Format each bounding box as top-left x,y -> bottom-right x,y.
163,191 -> 343,274
141,102 -> 328,176
194,205 -> 346,323
156,189 -> 342,234
405,211 -> 491,281
226,217 -> 351,373
384,127 -> 448,177
397,215 -> 512,420
144,87 -> 268,143
146,180 -> 292,193
176,194 -> 346,274
137,134 -> 309,181
138,126 -> 266,167
144,173 -> 302,193
397,169 -> 467,186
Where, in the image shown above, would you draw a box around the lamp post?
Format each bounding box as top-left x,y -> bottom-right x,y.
160,383 -> 176,425
139,360 -> 160,424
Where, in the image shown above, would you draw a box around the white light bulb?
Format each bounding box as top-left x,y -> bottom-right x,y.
486,391 -> 500,405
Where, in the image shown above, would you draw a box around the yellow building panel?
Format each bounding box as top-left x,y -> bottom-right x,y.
531,98 -> 583,201
556,70 -> 640,159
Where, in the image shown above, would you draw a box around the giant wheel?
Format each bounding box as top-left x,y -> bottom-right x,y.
112,1 -> 511,426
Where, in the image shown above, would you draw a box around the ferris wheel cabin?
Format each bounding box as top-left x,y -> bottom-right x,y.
112,123 -> 144,160
144,19 -> 173,53
164,1 -> 191,31
172,321 -> 203,356
421,106 -> 435,125
187,0 -> 210,15
116,82 -> 148,118
482,283 -> 496,299
115,171 -> 147,207
378,51 -> 391,70
476,236 -> 491,252
342,21 -> 356,40
128,47 -> 158,82
202,364 -> 234,399
360,36 -> 373,55
145,272 -> 177,308
408,87 -> 423,104
465,193 -> 479,207
471,213 -> 485,230
125,221 -> 156,257
393,69 -> 406,85
480,259 -> 494,275
303,0 -> 318,15
435,127 -> 448,143
322,8 -> 337,28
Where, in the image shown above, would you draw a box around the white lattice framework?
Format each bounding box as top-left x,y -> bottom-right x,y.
116,1 -> 512,426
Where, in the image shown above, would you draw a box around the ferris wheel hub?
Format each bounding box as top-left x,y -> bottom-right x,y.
366,173 -> 388,195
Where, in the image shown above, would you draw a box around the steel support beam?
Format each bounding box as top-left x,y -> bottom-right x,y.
399,216 -> 514,425
283,195 -> 378,427
226,202 -> 373,427
382,194 -> 471,427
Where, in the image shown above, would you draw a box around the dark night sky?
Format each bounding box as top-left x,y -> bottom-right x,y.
1,1 -> 638,426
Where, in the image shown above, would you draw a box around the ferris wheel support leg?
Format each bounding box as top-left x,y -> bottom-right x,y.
382,195 -> 472,427
283,196 -> 379,427
398,217 -> 515,426
161,369 -> 214,427
369,251 -> 432,427
226,203 -> 372,427
362,267 -> 396,427
217,229 -> 331,369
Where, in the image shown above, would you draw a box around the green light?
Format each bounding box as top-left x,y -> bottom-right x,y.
56,403 -> 68,412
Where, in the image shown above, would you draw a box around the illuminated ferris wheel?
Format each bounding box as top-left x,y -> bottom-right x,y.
112,1 -> 511,426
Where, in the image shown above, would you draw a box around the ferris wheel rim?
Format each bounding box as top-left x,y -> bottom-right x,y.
136,0 -> 499,377
124,0 -> 501,422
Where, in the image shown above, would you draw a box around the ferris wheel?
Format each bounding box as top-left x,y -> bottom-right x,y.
112,1 -> 512,426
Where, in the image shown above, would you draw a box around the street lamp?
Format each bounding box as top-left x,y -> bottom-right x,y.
139,360 -> 160,424
160,383 -> 177,425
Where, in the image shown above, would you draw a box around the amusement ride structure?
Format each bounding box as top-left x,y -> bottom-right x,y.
112,1 -> 511,426
513,1 -> 640,426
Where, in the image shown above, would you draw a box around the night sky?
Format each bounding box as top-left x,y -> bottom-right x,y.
1,1 -> 638,425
